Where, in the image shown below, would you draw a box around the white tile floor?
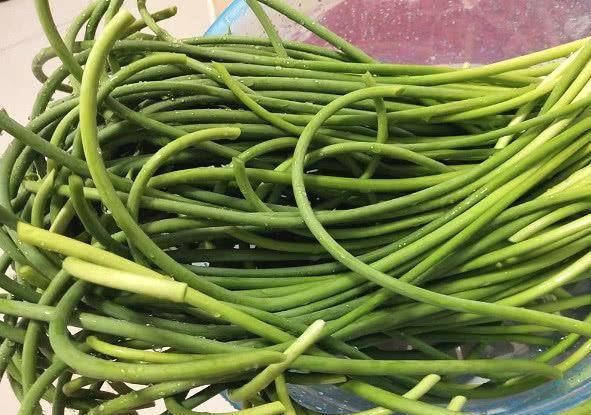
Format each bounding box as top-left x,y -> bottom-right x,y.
0,0 -> 234,412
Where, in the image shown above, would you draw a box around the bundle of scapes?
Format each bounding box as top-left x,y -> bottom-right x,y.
2,0 -> 591,414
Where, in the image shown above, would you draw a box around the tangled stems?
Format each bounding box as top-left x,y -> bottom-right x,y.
3,0 -> 591,413
291,84 -> 591,337
20,270 -> 71,399
340,381 -> 466,415
229,320 -> 326,402
57,258 -> 562,378
137,0 -> 174,41
126,127 -> 240,262
49,280 -> 285,383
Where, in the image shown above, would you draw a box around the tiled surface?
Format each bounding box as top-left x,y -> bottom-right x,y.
0,0 -> 234,412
